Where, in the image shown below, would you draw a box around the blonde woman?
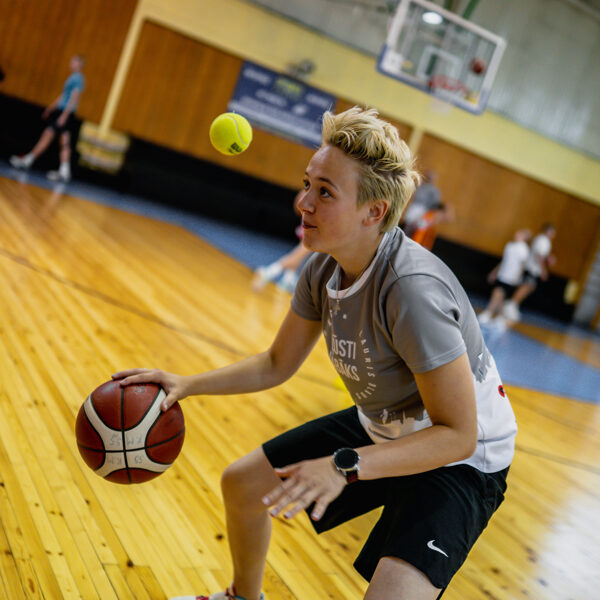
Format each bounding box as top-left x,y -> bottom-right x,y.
114,107 -> 517,600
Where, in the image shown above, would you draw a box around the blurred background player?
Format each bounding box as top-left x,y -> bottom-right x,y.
252,191 -> 312,293
503,223 -> 556,322
9,54 -> 85,182
478,228 -> 531,325
400,170 -> 441,237
409,202 -> 454,250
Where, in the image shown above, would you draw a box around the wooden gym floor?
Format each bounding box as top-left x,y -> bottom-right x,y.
0,176 -> 598,599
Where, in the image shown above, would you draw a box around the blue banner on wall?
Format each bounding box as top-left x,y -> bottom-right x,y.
228,61 -> 336,148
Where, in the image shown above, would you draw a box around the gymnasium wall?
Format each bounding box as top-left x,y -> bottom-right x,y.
117,0 -> 599,206
106,18 -> 598,284
111,22 -> 316,190
417,135 -> 600,282
1,0 -> 599,293
0,0 -> 137,123
111,22 -> 413,191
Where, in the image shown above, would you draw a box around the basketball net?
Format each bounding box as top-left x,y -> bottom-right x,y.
428,75 -> 469,114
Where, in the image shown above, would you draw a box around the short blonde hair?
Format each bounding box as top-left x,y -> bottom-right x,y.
321,106 -> 420,231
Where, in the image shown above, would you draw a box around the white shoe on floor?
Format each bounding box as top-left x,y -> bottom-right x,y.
251,266 -> 271,292
252,263 -> 283,292
477,310 -> 492,324
46,169 -> 71,183
502,301 -> 521,322
277,269 -> 298,293
10,154 -> 33,169
492,315 -> 508,332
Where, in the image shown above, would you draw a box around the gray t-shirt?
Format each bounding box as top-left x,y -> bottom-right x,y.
292,228 -> 516,473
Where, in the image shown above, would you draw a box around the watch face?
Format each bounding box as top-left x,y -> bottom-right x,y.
335,448 -> 359,470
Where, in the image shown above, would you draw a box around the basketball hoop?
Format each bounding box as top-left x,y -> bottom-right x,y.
428,75 -> 469,114
428,74 -> 469,99
377,0 -> 506,115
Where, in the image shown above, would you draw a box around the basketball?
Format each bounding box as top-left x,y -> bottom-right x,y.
75,380 -> 185,484
471,57 -> 486,74
209,112 -> 253,155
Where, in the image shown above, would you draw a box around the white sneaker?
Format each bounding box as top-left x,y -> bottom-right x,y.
251,267 -> 270,292
46,169 -> 71,183
477,310 -> 492,324
277,269 -> 298,293
492,315 -> 508,332
502,301 -> 521,322
251,263 -> 283,292
10,154 -> 33,169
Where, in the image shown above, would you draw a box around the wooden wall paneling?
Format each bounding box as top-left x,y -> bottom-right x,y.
112,22 -> 315,190
553,196 -> 600,283
113,23 -> 414,192
0,0 -> 137,122
112,21 -> 236,151
416,134 -> 600,282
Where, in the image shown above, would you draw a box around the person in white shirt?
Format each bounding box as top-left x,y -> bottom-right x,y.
503,224 -> 556,321
478,229 -> 531,324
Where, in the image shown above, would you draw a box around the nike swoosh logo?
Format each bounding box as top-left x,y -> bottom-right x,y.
427,539 -> 448,557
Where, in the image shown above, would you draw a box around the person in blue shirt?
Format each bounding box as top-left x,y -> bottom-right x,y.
10,55 -> 85,182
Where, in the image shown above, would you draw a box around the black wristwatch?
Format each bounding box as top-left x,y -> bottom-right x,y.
333,448 -> 360,484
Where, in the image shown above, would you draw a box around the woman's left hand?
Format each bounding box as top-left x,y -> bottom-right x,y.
262,456 -> 347,522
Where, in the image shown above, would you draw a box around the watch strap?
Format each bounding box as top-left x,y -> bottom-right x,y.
345,470 -> 359,484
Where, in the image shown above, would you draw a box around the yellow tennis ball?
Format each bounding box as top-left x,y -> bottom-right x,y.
209,112 -> 253,156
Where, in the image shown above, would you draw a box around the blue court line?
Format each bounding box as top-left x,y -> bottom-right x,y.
2,164 -> 599,404
480,322 -> 599,404
0,165 -> 294,269
469,294 -> 598,343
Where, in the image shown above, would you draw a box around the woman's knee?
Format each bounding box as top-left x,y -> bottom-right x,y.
365,557 -> 440,600
221,447 -> 279,510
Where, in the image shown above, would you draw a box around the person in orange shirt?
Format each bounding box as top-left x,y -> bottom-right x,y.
409,203 -> 454,250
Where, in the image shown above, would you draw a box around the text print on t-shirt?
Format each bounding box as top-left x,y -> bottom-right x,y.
329,333 -> 359,380
327,323 -> 378,401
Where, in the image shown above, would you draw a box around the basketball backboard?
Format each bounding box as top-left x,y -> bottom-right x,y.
377,0 -> 506,114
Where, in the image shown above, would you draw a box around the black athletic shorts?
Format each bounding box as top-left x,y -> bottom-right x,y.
521,270 -> 540,287
495,280 -> 518,297
46,108 -> 75,135
262,406 -> 509,595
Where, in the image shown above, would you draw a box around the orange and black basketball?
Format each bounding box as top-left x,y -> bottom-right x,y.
75,379 -> 185,484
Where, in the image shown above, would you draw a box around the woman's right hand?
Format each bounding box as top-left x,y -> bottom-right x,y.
111,368 -> 192,411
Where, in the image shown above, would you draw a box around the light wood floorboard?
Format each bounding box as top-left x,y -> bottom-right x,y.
0,177 -> 598,599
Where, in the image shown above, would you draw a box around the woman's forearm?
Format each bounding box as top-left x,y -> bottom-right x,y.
357,423 -> 477,480
185,350 -> 288,397
356,354 -> 479,480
